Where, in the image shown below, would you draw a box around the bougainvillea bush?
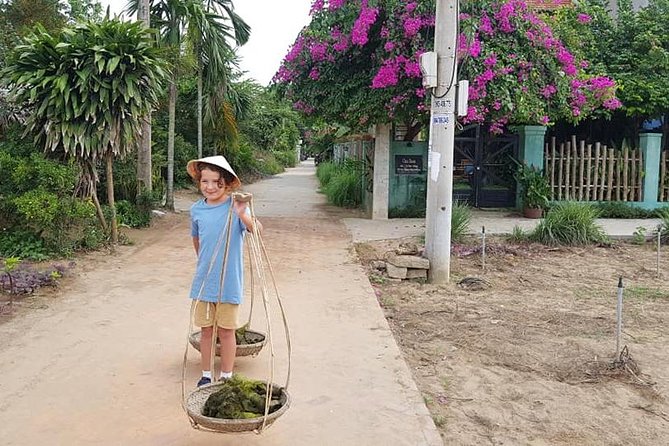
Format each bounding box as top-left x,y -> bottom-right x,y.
274,0 -> 620,134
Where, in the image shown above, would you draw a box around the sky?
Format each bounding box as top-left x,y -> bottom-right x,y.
97,0 -> 312,86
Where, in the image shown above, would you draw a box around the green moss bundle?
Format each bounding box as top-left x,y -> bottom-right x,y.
202,376 -> 284,419
235,326 -> 264,345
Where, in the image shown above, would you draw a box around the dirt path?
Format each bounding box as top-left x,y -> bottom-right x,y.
0,161 -> 441,446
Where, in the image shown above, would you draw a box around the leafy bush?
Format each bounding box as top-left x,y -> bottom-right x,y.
530,202 -> 608,246
451,201 -> 472,242
322,160 -> 364,208
0,260 -> 71,295
273,150 -> 297,168
0,230 -> 49,261
594,202 -> 656,219
116,199 -> 152,228
12,189 -> 102,255
507,225 -> 529,243
316,161 -> 338,188
659,207 -> 669,244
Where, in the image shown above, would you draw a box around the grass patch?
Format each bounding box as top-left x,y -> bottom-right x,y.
530,202 -> 608,246
625,286 -> 669,300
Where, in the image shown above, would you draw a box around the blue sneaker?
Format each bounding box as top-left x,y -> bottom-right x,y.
197,376 -> 211,387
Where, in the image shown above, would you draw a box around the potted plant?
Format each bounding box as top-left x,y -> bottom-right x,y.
515,163 -> 550,218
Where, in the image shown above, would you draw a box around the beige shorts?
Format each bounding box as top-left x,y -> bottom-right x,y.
193,301 -> 239,329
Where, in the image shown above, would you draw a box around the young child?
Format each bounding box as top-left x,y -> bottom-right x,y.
186,156 -> 258,387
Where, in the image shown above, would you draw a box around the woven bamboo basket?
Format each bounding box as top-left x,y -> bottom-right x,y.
189,329 -> 266,357
186,382 -> 290,433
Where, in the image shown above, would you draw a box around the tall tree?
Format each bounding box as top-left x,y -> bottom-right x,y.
136,0 -> 153,198
127,0 -> 249,210
3,19 -> 166,243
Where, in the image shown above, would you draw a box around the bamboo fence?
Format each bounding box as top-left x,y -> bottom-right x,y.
545,136 -> 643,202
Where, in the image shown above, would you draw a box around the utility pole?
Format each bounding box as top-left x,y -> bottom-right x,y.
425,0 -> 458,283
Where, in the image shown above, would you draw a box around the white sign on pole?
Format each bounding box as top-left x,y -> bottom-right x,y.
430,152 -> 441,182
432,98 -> 454,114
432,114 -> 450,126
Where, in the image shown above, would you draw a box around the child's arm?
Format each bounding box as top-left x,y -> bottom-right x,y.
233,201 -> 262,233
192,236 -> 199,255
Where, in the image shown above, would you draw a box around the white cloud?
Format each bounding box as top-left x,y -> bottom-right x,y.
97,0 -> 311,86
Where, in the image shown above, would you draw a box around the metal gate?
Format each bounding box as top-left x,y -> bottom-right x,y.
453,125 -> 518,207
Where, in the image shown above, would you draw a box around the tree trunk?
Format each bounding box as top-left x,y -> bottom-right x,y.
166,78 -> 177,211
91,189 -> 108,233
106,153 -> 118,245
197,56 -> 203,159
136,0 -> 152,199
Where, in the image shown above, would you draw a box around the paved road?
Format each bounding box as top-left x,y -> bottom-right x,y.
0,160 -> 442,446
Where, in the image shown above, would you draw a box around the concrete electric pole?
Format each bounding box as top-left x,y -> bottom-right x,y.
425,0 -> 459,284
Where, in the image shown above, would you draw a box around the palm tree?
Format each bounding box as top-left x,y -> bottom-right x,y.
126,0 -> 249,210
136,0 -> 153,197
3,19 -> 166,243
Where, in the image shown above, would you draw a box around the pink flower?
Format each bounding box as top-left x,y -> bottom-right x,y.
309,67 -> 320,80
577,13 -> 592,24
372,60 -> 399,88
469,37 -> 482,58
329,0 -> 346,11
351,5 -> 379,46
384,41 -> 395,52
403,17 -> 422,38
603,98 -> 622,110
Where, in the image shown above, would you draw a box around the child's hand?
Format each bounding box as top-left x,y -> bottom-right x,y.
233,200 -> 248,216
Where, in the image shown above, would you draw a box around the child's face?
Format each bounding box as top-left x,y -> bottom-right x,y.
199,168 -> 228,204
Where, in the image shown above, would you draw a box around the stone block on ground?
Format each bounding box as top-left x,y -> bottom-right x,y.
406,269 -> 427,279
386,263 -> 408,279
387,254 -> 430,270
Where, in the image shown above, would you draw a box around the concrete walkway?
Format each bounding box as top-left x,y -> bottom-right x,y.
344,207 -> 663,243
0,160 -> 442,446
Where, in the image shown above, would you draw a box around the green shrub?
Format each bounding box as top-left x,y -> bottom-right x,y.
530,202 -> 608,246
0,230 -> 49,260
507,225 -> 529,243
257,155 -> 283,175
273,150 -> 297,168
659,207 -> 669,244
13,189 -> 101,255
594,202 -> 656,219
316,161 -> 338,187
451,201 -> 471,242
116,199 -> 152,228
323,163 -> 363,207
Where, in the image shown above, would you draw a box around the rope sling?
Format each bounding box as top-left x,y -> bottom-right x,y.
181,192 -> 292,434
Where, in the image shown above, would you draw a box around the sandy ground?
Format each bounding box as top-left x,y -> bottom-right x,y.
356,236 -> 669,445
0,162 -> 440,446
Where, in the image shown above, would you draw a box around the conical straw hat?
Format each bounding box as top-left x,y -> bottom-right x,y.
186,155 -> 241,189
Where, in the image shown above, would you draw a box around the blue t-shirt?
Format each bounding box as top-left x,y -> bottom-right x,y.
189,197 -> 247,303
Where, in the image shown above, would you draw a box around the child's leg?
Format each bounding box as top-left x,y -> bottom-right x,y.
215,303 -> 239,375
200,326 -> 214,372
193,301 -> 215,376
218,327 -> 236,373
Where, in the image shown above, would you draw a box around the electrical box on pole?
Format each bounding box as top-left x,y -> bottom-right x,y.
424,0 -> 458,284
